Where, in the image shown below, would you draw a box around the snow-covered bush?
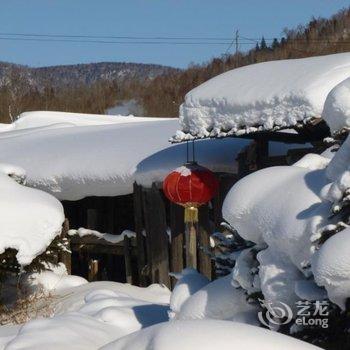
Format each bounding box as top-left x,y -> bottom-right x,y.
0,164 -> 65,303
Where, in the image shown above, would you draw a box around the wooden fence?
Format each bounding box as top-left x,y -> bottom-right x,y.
57,142 -> 315,288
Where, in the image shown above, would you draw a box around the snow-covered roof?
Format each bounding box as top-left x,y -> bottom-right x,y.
0,164 -> 64,266
173,53 -> 350,141
0,111 -> 249,201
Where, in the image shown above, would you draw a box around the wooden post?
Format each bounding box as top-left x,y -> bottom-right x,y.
88,259 -> 99,281
185,222 -> 197,269
198,205 -> 212,280
170,203 -> 184,288
142,184 -> 171,288
123,236 -> 133,284
133,182 -> 148,286
58,218 -> 72,275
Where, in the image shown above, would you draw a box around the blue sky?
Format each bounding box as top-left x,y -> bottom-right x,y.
0,0 -> 349,68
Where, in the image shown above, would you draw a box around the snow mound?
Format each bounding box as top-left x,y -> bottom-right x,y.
176,274 -> 258,324
174,52 -> 350,140
5,282 -> 171,350
0,165 -> 64,265
0,112 -> 247,201
312,228 -> 350,309
322,77 -> 350,134
3,111 -> 162,131
169,268 -> 209,319
5,313 -> 121,350
101,320 -> 321,350
28,264 -> 88,292
293,153 -> 331,171
222,166 -> 329,271
326,134 -> 350,182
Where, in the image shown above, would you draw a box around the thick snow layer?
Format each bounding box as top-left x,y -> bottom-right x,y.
53,281 -> 171,315
176,273 -> 258,324
222,166 -> 330,271
174,53 -> 350,140
326,135 -> 350,182
0,111 -> 248,200
257,248 -> 303,312
312,229 -> 350,309
232,247 -> 260,294
0,166 -> 64,265
293,153 -> 331,171
101,320 -> 321,350
322,77 -> 350,134
0,111 -> 160,131
169,268 -> 209,319
28,263 -> 88,292
68,228 -> 136,244
4,282 -> 171,350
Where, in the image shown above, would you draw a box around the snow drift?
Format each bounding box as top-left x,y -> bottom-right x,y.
101,320 -> 321,350
4,282 -> 171,350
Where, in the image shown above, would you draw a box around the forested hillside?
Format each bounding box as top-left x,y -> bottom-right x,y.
137,7 -> 350,117
1,7 -> 350,122
0,62 -> 177,122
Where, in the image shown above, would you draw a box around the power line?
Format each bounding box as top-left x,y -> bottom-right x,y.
0,36 -> 259,45
0,32 -> 234,41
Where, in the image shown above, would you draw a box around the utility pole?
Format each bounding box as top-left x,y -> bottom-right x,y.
224,29 -> 239,70
235,29 -> 239,54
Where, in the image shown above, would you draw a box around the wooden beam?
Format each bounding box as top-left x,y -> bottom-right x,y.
88,259 -> 99,281
170,203 -> 184,288
133,182 -> 148,286
185,222 -> 197,269
198,205 -> 212,280
123,236 -> 133,284
142,185 -> 171,288
70,243 -> 126,256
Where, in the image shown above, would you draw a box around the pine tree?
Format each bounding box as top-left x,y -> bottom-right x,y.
260,36 -> 268,50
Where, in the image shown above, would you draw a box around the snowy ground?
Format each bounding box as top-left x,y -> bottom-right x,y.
0,275 -> 320,350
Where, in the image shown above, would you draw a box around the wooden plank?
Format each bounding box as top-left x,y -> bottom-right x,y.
88,259 -> 99,281
142,185 -> 171,288
70,243 -> 126,256
170,203 -> 184,288
123,236 -> 133,284
58,218 -> 72,274
70,235 -> 135,247
198,205 -> 212,280
133,182 -> 148,286
185,222 -> 197,269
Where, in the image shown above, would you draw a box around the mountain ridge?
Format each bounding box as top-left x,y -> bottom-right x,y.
0,61 -> 180,88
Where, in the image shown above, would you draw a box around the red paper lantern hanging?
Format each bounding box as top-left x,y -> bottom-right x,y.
163,162 -> 219,224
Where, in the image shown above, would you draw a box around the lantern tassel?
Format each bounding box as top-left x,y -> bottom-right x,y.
184,206 -> 198,224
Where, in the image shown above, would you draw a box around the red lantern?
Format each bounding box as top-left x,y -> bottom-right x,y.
163,162 -> 219,223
